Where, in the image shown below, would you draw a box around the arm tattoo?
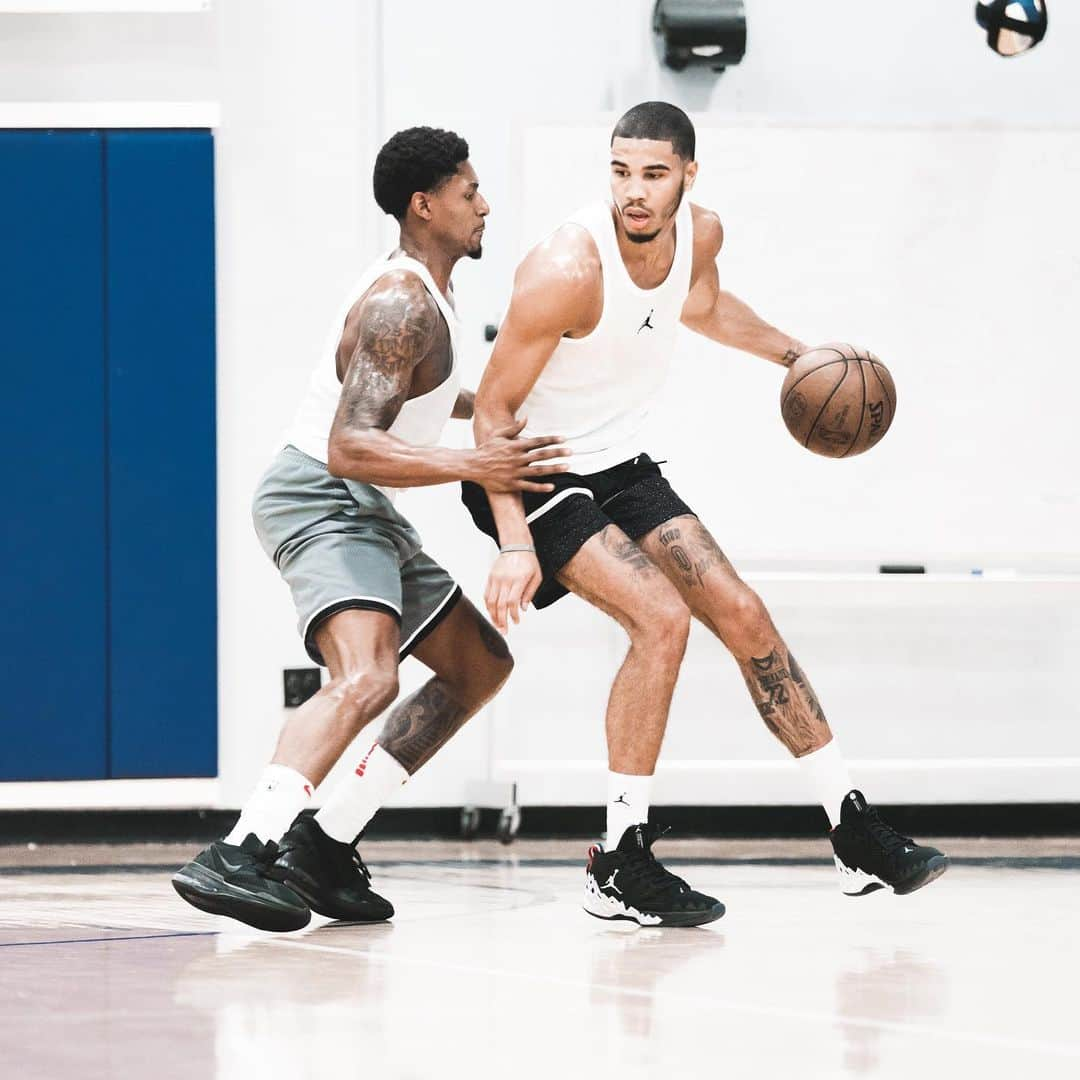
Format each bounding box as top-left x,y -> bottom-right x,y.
337,281 -> 440,432
781,347 -> 800,367
738,646 -> 829,757
379,678 -> 468,775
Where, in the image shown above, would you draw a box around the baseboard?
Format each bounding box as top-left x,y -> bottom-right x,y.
1,803 -> 1078,845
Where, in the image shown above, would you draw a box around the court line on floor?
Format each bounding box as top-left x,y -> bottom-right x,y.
377,855 -> 1080,871
0,930 -> 218,949
0,873 -> 558,939
274,935 -> 1080,1061
5,854 -> 1080,875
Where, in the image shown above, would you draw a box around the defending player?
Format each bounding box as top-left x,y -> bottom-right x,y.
173,127 -> 566,932
464,102 -> 947,927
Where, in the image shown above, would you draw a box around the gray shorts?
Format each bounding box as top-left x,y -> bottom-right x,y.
252,445 -> 461,666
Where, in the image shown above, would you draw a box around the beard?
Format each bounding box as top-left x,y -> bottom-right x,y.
467,238 -> 484,260
621,181 -> 685,245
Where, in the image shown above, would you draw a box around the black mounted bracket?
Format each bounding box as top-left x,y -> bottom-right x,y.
653,0 -> 747,73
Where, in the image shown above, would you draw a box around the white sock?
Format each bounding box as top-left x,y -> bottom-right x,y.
606,770 -> 652,847
314,742 -> 409,843
797,738 -> 855,829
224,763 -> 315,845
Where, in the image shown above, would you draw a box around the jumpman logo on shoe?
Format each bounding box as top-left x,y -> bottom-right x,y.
637,309 -> 655,333
613,793 -> 630,807
602,871 -> 622,895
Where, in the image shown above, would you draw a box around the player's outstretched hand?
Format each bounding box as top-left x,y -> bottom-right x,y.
485,550 -> 543,632
472,417 -> 568,493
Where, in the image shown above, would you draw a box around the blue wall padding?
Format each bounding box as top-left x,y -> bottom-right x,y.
0,131 -> 109,780
105,131 -> 217,778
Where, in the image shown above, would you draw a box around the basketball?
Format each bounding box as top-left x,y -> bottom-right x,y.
780,343 -> 896,458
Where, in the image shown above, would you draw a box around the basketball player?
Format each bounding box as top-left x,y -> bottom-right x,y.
463,102 -> 948,927
173,127 -> 567,932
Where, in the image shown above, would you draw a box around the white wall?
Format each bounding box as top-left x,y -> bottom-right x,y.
377,0 -> 1080,808
3,0 -> 1078,810
0,10 -> 216,99
518,123 -> 1080,566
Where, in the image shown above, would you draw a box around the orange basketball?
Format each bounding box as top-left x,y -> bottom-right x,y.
780,343 -> 896,458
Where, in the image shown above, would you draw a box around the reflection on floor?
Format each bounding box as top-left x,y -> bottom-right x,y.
1,838 -> 1077,1079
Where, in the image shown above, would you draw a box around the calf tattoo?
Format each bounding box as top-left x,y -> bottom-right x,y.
379,678 -> 468,774
788,649 -> 827,725
739,647 -> 829,757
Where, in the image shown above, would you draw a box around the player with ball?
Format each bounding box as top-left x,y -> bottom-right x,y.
463,101 -> 946,928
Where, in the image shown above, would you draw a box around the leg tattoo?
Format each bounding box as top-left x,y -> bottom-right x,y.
739,647 -> 830,757
378,678 -> 468,775
788,649 -> 827,725
600,525 -> 656,574
657,518 -> 733,589
475,614 -> 511,661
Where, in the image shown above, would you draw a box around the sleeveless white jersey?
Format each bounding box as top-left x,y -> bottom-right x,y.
285,250 -> 460,502
519,198 -> 694,475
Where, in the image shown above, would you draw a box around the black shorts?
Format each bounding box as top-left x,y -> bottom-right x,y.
461,453 -> 695,609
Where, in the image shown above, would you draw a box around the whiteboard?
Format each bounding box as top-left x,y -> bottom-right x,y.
519,126 -> 1080,567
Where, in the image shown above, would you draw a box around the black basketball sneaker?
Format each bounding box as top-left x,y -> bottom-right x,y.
831,790 -> 949,896
274,816 -> 394,923
171,833 -> 311,932
583,823 -> 726,927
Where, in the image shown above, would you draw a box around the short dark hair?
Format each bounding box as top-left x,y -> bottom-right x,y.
611,101 -> 696,161
373,126 -> 470,220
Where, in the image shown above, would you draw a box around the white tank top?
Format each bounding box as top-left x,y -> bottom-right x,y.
519,199 -> 694,474
285,250 -> 460,502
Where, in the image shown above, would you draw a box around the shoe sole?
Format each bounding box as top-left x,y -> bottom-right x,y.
281,866 -> 394,924
172,863 -> 310,933
838,854 -> 950,898
583,903 -> 726,928
892,854 -> 949,896
583,880 -> 725,927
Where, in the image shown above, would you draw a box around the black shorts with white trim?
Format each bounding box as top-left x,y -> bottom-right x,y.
460,453 -> 695,608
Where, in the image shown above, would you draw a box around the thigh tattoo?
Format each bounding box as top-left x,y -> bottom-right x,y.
599,525 -> 656,574
657,518 -> 732,588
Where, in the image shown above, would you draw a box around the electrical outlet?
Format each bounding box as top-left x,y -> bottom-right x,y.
283,668 -> 322,708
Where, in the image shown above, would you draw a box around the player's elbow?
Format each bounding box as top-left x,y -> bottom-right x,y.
325,440 -> 350,479
326,430 -> 371,480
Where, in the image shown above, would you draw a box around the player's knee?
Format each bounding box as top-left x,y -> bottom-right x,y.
722,587 -> 772,649
479,648 -> 515,699
449,644 -> 514,707
631,589 -> 691,656
332,665 -> 400,728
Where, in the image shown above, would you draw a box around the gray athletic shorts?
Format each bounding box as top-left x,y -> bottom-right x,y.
252,445 -> 461,666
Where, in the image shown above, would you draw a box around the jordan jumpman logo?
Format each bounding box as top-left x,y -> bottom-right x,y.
637,309 -> 655,333
613,793 -> 630,807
